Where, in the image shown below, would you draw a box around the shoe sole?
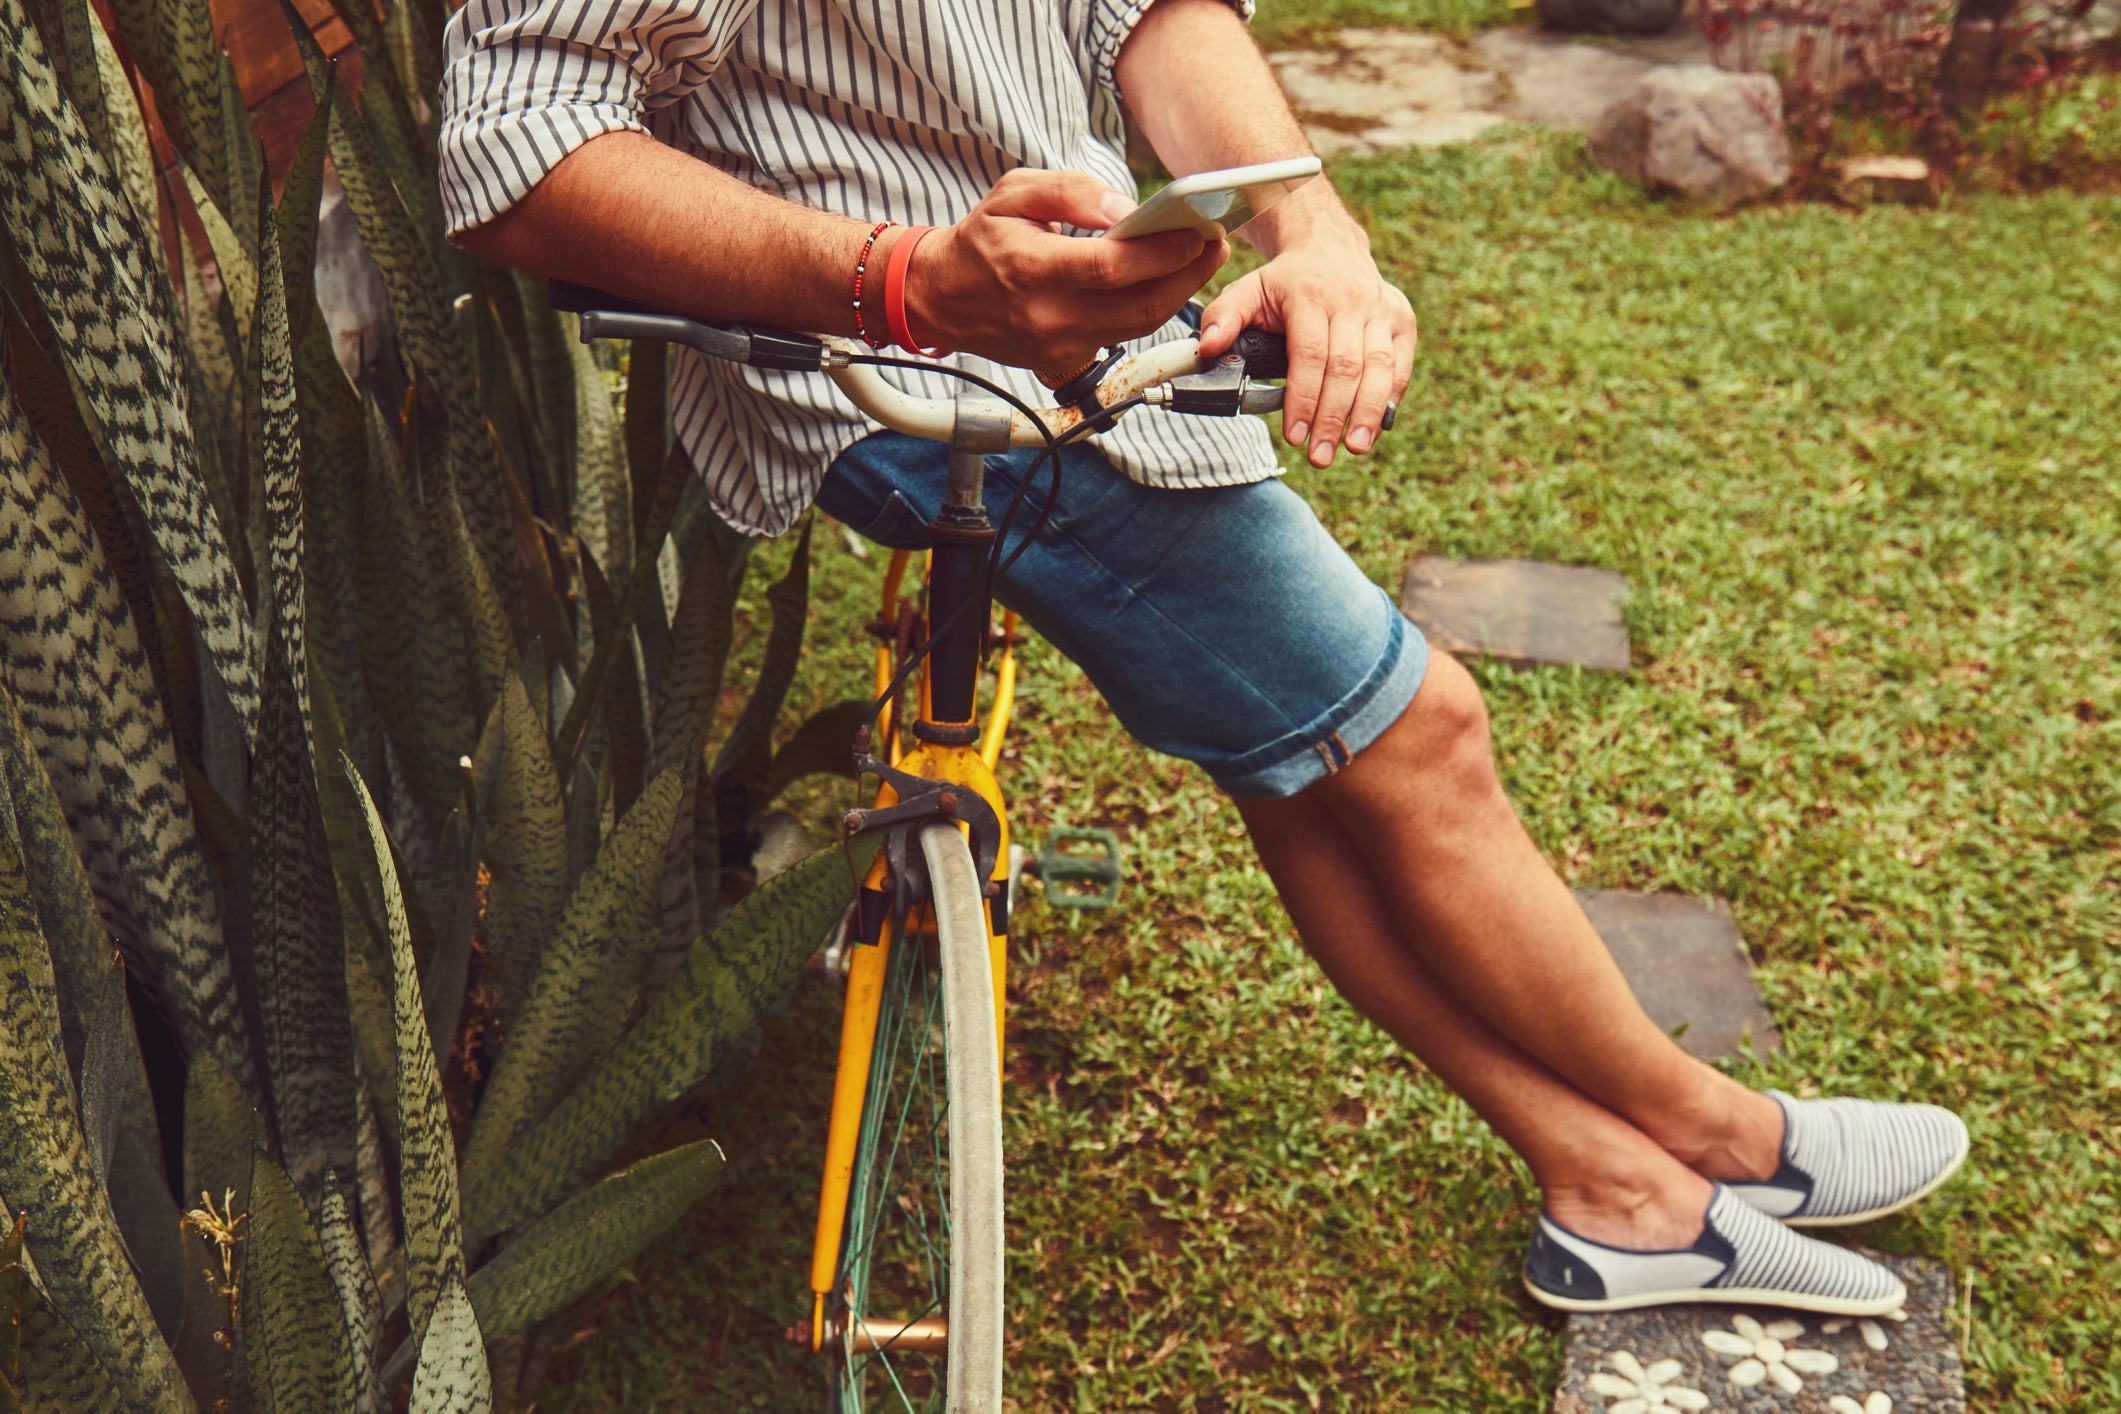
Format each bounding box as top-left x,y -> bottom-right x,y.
1783,1122 -> 1971,1229
1522,1273 -> 1909,1317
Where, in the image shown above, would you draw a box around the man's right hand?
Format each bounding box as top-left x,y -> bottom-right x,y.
900,169 -> 1227,371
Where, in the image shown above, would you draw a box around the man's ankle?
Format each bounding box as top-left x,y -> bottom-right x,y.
1541,1167 -> 1713,1252
1643,1077 -> 1784,1184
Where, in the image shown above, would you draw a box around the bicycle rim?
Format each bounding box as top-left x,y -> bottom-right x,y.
829,823 -> 1004,1413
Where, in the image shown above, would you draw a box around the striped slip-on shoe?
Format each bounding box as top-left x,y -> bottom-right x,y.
1728,1090 -> 1970,1228
1522,1183 -> 1908,1316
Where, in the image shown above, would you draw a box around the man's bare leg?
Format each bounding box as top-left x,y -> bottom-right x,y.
1241,787 -> 1717,1247
1244,649 -> 1786,1209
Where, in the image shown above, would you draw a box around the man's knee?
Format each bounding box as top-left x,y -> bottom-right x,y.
1334,649 -> 1503,814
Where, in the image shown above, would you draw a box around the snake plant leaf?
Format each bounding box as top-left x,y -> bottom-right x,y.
0,7 -> 260,730
415,796 -> 480,1066
406,1279 -> 488,1414
240,1153 -> 360,1414
316,1180 -> 385,1414
465,1139 -> 725,1345
74,953 -> 189,1346
341,758 -> 465,1342
15,1282 -> 125,1412
182,1051 -> 262,1232
179,168 -> 258,342
217,53 -> 264,265
461,845 -> 852,1243
434,478 -> 511,721
709,519 -> 812,815
567,326 -> 631,590
0,828 -> 189,1410
87,15 -> 161,272
275,81 -> 332,354
0,681 -> 105,1085
105,0 -> 227,215
642,529 -> 738,995
356,394 -> 475,820
2,1208 -> 23,1395
255,174 -> 309,721
287,7 -> 512,595
478,674 -> 568,1028
0,348 -> 254,1092
251,631 -> 359,1200
460,767 -> 684,1200
577,546 -> 648,815
762,700 -> 869,806
508,271 -> 574,510
623,339 -> 668,541
22,0 -> 109,167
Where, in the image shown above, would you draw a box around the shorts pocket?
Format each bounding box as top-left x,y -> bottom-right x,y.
849,490 -> 932,550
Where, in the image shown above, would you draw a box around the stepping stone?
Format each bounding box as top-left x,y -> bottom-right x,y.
1576,890 -> 1779,1062
1401,556 -> 1631,672
1551,1251 -> 1967,1413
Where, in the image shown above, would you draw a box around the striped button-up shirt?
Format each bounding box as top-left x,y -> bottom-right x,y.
438,0 -> 1278,536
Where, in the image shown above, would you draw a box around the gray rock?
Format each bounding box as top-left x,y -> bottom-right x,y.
1537,0 -> 1684,37
1400,556 -> 1630,672
1590,64 -> 1791,203
1576,890 -> 1779,1061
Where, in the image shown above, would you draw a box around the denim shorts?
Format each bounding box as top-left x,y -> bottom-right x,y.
816,433 -> 1429,798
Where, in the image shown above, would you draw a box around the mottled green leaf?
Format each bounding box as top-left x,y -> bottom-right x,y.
406,1279 -> 487,1414
240,1153 -> 358,1414
763,700 -> 869,806
74,954 -> 188,1346
478,675 -> 567,1029
340,759 -> 464,1342
460,767 -> 684,1203
15,1281 -> 124,1412
0,1 -> 258,728
80,1 -> 163,281
317,1180 -> 385,1414
623,339 -> 667,544
0,828 -> 188,1409
465,1139 -> 724,1344
355,394 -> 474,821
0,680 -> 103,1084
2,1208 -> 24,1397
0,343 -> 254,1094
217,53 -> 263,264
709,520 -> 812,811
105,0 -> 226,216
461,846 -> 853,1242
567,326 -> 630,589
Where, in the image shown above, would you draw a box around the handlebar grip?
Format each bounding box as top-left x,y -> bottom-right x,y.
544,280 -> 827,372
1230,328 -> 1396,432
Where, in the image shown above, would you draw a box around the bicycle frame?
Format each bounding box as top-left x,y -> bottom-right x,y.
807,443 -> 1019,1356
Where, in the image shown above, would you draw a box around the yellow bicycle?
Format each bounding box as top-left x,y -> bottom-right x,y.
555,278 -> 1372,1411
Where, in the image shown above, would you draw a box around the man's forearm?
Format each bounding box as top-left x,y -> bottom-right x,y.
1114,0 -> 1359,258
456,131 -> 877,335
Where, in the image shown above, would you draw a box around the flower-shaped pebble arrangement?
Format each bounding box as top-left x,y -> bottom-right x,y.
1700,1313 -> 1838,1393
1827,1395 -> 1894,1414
1821,1305 -> 1907,1352
1586,1350 -> 1710,1412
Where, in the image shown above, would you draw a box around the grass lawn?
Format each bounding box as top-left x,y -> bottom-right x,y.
541,130 -> 2120,1411
1250,0 -> 1519,47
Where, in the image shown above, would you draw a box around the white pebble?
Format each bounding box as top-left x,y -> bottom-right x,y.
1785,1348 -> 1839,1374
1731,1313 -> 1766,1342
1665,1390 -> 1711,1412
1828,1399 -> 1867,1414
1610,1351 -> 1648,1384
1754,1337 -> 1786,1365
1644,1358 -> 1683,1386
1822,1318 -> 1852,1335
1702,1330 -> 1755,1358
1609,1400 -> 1648,1414
1768,1361 -> 1804,1394
1728,1358 -> 1768,1387
1588,1373 -> 1636,1399
1867,1393 -> 1895,1414
1860,1318 -> 1890,1351
1764,1318 -> 1806,1340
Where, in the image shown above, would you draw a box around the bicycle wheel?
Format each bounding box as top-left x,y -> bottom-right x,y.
828,822 -> 1004,1413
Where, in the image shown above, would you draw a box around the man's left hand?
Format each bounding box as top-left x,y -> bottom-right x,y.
1196,216 -> 1416,469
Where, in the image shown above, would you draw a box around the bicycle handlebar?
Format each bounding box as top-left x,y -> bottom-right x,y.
547,279 -> 1392,447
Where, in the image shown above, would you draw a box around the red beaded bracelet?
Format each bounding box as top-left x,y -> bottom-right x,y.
884,224 -> 951,358
850,219 -> 897,349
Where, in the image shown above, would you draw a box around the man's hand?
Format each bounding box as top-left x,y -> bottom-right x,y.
903,169 -> 1227,371
1196,204 -> 1416,468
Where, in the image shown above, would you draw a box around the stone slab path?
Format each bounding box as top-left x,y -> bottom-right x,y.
1577,890 -> 1780,1062
1401,556 -> 1631,672
1270,23 -> 1719,156
1552,1251 -> 1967,1414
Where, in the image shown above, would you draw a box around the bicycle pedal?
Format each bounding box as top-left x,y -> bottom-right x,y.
1033,827 -> 1122,910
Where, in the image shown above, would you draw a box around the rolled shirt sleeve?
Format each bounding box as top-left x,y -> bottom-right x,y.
437,0 -> 760,236
1078,0 -> 1253,102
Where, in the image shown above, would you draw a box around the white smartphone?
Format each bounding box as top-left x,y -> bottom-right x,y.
1102,156 -> 1324,242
